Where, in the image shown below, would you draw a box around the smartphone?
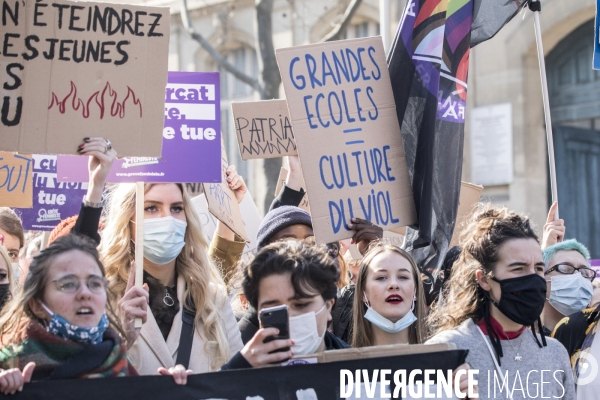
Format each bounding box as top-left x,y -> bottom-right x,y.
259,304 -> 290,353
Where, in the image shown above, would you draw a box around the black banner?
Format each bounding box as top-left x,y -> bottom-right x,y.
9,349 -> 467,399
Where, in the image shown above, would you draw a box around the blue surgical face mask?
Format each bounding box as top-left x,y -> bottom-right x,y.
41,302 -> 109,344
547,274 -> 593,316
143,216 -> 187,265
363,293 -> 417,334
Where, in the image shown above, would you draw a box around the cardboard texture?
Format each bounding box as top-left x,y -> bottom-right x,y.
56,72 -> 221,183
450,182 -> 484,247
0,0 -> 169,157
202,141 -> 248,242
274,167 -> 310,212
0,152 -> 33,207
13,155 -> 87,230
232,100 -> 297,160
191,192 -> 261,254
276,37 -> 417,243
291,343 -> 456,364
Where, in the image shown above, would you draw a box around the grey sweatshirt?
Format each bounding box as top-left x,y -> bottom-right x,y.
426,319 -> 576,400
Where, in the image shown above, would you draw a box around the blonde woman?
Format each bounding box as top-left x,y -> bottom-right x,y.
350,244 -> 427,347
100,180 -> 243,375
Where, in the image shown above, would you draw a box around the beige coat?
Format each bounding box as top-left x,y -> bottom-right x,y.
128,275 -> 243,375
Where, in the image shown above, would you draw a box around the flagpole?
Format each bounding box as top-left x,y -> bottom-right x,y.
530,0 -> 559,219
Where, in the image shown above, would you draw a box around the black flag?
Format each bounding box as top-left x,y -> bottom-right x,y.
388,0 -> 528,271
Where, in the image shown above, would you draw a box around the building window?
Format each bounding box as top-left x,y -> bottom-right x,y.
343,20 -> 380,39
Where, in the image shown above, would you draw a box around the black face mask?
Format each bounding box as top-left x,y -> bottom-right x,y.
489,274 -> 547,326
0,284 -> 11,309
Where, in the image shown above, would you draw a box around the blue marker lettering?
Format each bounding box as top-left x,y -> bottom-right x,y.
319,155 -> 333,189
368,46 -> 381,80
289,57 -> 305,90
303,95 -> 318,129
357,47 -> 370,81
305,54 -> 322,89
354,88 -> 366,122
382,145 -> 396,181
328,92 -> 343,125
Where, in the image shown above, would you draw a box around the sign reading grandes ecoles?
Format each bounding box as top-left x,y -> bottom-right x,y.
57,72 -> 221,183
276,37 -> 416,243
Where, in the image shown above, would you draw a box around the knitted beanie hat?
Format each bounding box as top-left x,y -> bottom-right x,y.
256,206 -> 312,249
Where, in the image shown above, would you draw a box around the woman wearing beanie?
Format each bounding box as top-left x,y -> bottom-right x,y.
426,205 -> 575,399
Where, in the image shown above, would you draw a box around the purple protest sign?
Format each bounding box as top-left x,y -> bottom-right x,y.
13,155 -> 88,231
56,72 -> 221,183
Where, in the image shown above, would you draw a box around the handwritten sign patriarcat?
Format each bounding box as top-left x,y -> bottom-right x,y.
0,0 -> 169,157
276,37 -> 417,243
232,100 -> 297,160
202,141 -> 248,242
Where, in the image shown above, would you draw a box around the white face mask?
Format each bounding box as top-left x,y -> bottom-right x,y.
289,304 -> 327,355
547,274 -> 593,316
363,293 -> 417,334
143,217 -> 187,265
11,262 -> 20,282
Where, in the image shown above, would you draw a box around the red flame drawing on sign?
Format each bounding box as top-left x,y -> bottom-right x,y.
48,81 -> 143,119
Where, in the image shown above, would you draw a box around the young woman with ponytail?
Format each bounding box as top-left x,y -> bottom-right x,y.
426,205 -> 575,399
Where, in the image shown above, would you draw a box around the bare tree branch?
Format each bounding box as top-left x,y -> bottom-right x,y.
321,0 -> 363,42
255,0 -> 281,100
180,0 -> 262,95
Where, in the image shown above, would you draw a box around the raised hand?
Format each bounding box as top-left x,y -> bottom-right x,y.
347,218 -> 383,255
542,202 -> 565,249
158,364 -> 193,385
78,137 -> 117,204
225,165 -> 247,204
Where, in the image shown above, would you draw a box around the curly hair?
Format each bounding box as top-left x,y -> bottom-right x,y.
242,241 -> 339,310
427,204 -> 539,337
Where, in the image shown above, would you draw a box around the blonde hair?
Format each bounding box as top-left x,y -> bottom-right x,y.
100,183 -> 230,370
351,243 -> 426,347
0,246 -> 14,294
427,204 -> 539,337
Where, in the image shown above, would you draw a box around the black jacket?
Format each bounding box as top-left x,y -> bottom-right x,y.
330,284 -> 355,344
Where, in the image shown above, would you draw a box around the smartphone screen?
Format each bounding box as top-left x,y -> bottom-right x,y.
259,305 -> 290,353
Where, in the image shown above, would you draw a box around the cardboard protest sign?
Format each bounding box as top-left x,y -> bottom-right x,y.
450,182 -> 483,247
56,72 -> 221,183
16,344 -> 467,400
0,0 -> 169,157
232,100 -> 297,160
13,155 -> 87,230
191,192 -> 261,254
202,142 -> 248,242
274,167 -> 310,212
0,152 -> 33,207
276,37 -> 417,243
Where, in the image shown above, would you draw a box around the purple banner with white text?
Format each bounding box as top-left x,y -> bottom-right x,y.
13,155 -> 87,231
57,72 -> 221,183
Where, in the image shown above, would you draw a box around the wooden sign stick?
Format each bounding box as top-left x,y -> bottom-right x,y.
134,182 -> 144,329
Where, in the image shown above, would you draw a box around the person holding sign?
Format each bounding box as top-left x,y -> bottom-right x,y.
350,244 -> 427,347
221,240 -> 348,370
426,205 -> 576,399
100,179 -> 244,375
0,234 -> 188,395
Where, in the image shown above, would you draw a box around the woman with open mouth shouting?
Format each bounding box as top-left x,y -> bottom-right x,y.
0,234 -> 189,395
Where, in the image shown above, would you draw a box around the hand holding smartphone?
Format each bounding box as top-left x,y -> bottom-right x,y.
259,305 -> 290,353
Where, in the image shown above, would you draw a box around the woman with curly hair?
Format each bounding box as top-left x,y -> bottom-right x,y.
426,205 -> 575,399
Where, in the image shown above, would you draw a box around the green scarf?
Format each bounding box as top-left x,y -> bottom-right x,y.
0,319 -> 137,379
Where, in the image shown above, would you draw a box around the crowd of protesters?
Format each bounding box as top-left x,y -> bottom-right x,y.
0,137 -> 595,399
